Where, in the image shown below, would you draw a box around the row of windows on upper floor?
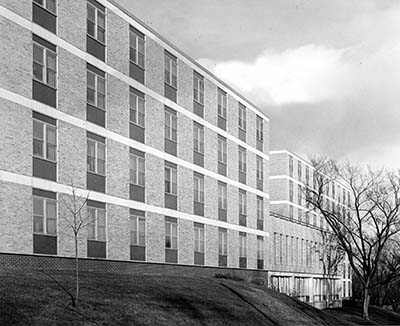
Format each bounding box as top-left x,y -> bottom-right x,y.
32,111 -> 266,230
288,155 -> 351,206
31,187 -> 266,269
30,1 -> 266,150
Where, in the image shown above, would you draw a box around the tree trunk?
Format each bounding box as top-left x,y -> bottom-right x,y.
75,236 -> 79,309
363,287 -> 370,320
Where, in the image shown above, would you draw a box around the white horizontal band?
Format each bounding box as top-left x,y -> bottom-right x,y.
0,87 -> 269,200
0,169 -> 270,237
0,6 -> 269,163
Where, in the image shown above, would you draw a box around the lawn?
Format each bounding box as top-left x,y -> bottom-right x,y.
0,268 -> 399,326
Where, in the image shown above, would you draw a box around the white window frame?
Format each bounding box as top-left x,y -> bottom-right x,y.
130,153 -> 145,187
193,123 -> 204,154
218,136 -> 227,165
130,90 -> 145,128
33,196 -> 57,235
33,42 -> 57,88
87,206 -> 106,241
239,190 -> 247,216
33,118 -> 57,162
165,109 -> 177,142
239,233 -> 247,258
218,229 -> 227,255
165,220 -> 178,249
87,2 -> 106,44
194,174 -> 204,204
33,0 -> 57,15
165,165 -> 177,195
217,89 -> 227,119
193,73 -> 204,105
165,52 -> 177,88
256,156 -> 263,181
238,147 -> 247,174
129,28 -> 145,69
257,197 -> 264,222
238,104 -> 247,131
194,225 -> 205,253
256,116 -> 263,142
289,181 -> 294,202
87,69 -> 106,110
218,182 -> 227,210
87,138 -> 106,176
130,214 -> 145,246
257,237 -> 264,260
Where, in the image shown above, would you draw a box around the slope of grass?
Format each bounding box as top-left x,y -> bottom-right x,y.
0,268 -> 398,326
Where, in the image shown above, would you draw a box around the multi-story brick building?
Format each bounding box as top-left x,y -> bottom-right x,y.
0,0 -> 351,307
0,0 -> 270,270
270,150 -> 352,307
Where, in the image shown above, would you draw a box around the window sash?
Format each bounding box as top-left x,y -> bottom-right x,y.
217,91 -> 227,119
87,70 -> 105,110
33,43 -> 57,88
257,198 -> 263,220
194,227 -> 205,253
165,221 -> 177,249
257,238 -> 264,260
87,206 -> 106,241
256,157 -> 263,181
130,154 -> 145,187
217,138 -> 227,164
239,192 -> 247,215
165,166 -> 177,195
33,196 -> 57,235
87,2 -> 105,44
193,75 -> 204,104
87,139 -> 105,175
194,176 -> 204,203
218,184 -> 227,210
193,125 -> 204,154
130,92 -> 145,127
165,55 -> 177,88
33,120 -> 57,162
239,235 -> 247,258
238,105 -> 247,131
238,149 -> 246,173
129,30 -> 145,68
34,0 -> 57,15
130,215 -> 145,246
218,230 -> 227,255
256,117 -> 263,141
165,111 -> 177,142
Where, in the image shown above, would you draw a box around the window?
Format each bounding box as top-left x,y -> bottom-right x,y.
165,218 -> 177,249
33,0 -> 56,14
238,146 -> 247,178
130,88 -> 145,128
33,194 -> 57,235
256,156 -> 263,182
87,66 -> 105,110
130,152 -> 145,187
33,117 -> 56,162
193,72 -> 204,105
257,196 -> 264,229
256,116 -> 263,142
164,51 -> 177,88
165,163 -> 177,195
193,123 -> 204,154
194,224 -> 205,253
239,190 -> 247,216
238,103 -> 246,131
33,38 -> 56,88
194,173 -> 204,204
165,108 -> 177,142
298,161 -> 302,181
218,182 -> 227,210
289,206 -> 293,219
289,155 -> 293,177
218,135 -> 227,165
87,1 -> 105,44
218,228 -> 227,255
257,236 -> 264,261
87,135 -> 105,175
129,27 -> 145,69
239,232 -> 247,258
289,181 -> 294,202
218,88 -> 227,119
130,214 -> 145,246
298,185 -> 302,206
87,206 -> 106,241
306,166 -> 310,186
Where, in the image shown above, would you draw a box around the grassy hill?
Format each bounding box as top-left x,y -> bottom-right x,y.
1,268 -> 399,325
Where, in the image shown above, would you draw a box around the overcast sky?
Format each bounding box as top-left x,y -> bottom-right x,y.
118,0 -> 400,169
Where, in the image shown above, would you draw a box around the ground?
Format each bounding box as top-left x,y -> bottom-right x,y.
1,268 -> 400,326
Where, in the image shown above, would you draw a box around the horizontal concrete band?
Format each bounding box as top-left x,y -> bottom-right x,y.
0,6 -> 270,164
0,169 -> 270,237
0,87 -> 269,201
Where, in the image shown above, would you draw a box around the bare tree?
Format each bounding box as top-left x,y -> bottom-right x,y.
305,157 -> 400,319
59,182 -> 90,309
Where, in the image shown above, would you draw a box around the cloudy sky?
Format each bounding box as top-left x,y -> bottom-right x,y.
119,0 -> 400,169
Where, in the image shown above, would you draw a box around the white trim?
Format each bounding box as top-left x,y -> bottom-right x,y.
0,6 -> 269,162
97,0 -> 270,123
0,170 -> 270,238
0,88 -> 269,200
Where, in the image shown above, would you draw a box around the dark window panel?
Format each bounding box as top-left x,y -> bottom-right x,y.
238,129 -> 246,142
257,179 -> 263,191
193,151 -> 204,167
164,139 -> 177,156
194,202 -> 204,216
218,116 -> 226,131
164,84 -> 177,102
257,139 -> 263,152
129,62 -> 145,84
130,245 -> 145,261
194,252 -> 204,265
87,172 -> 105,193
32,111 -> 56,125
32,188 -> 56,199
129,123 -> 145,143
193,101 -> 204,118
239,214 -> 246,227
130,184 -> 145,202
218,255 -> 227,267
87,240 -> 106,258
218,208 -> 227,222
239,172 -> 246,184
218,162 -> 227,176
87,36 -> 105,61
87,104 -> 105,127
239,257 -> 247,269
32,4 -> 56,33
33,234 -> 57,255
33,157 -> 57,181
257,259 -> 264,270
257,219 -> 264,231
165,249 -> 177,263
130,208 -> 145,216
32,80 -> 56,108
165,193 -> 177,210
87,199 -> 105,209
